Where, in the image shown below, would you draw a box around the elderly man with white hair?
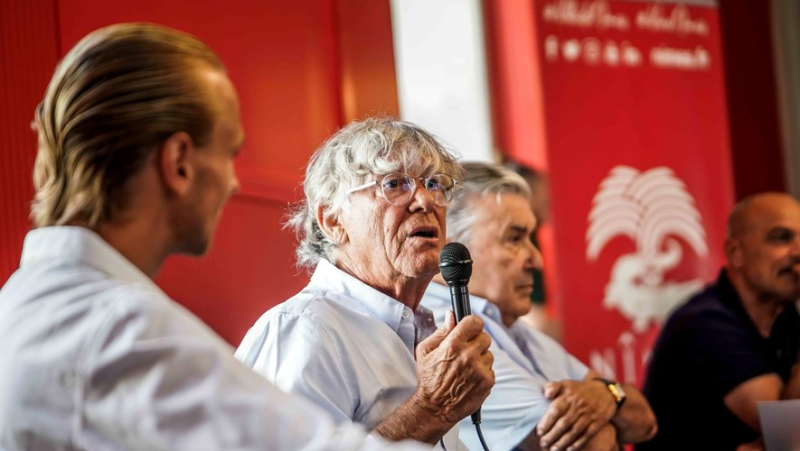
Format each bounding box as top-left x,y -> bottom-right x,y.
236,118 -> 495,448
421,162 -> 657,450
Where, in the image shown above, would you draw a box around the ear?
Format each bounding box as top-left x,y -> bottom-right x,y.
317,205 -> 348,245
159,131 -> 195,196
724,237 -> 743,268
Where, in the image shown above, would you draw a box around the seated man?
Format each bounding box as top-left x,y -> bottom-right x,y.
236,118 -> 495,448
422,162 -> 657,450
0,23 -> 421,450
641,192 -> 800,450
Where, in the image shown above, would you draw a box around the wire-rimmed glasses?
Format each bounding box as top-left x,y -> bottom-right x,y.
347,173 -> 457,207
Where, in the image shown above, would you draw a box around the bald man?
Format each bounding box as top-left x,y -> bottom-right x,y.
641,193 -> 800,450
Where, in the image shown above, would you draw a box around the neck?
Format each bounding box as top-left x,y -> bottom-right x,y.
83,209 -> 174,280
501,313 -> 518,328
726,268 -> 786,337
335,256 -> 434,311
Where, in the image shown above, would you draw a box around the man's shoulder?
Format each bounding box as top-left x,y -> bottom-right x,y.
257,286 -> 361,325
245,286 -> 378,348
0,260 -> 168,322
662,282 -> 736,331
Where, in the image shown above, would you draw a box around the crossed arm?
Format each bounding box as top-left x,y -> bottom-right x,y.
531,369 -> 657,450
723,362 -> 800,451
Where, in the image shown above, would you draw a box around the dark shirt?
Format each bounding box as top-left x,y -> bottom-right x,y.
639,270 -> 800,450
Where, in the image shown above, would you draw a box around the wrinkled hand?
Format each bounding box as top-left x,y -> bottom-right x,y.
413,312 -> 494,426
537,379 -> 616,450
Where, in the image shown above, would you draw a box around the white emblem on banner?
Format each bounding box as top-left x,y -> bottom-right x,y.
586,166 -> 707,331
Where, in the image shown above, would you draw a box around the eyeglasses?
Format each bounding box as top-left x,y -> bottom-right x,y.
347,173 -> 457,207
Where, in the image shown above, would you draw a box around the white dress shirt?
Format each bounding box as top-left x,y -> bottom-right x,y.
421,282 -> 589,451
236,259 -> 461,449
0,227 -> 422,451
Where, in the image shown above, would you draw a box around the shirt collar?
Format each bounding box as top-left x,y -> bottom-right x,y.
20,226 -> 166,297
311,259 -> 411,334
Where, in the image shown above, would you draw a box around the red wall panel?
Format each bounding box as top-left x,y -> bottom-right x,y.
157,196 -> 311,345
718,0 -> 786,198
0,0 -> 60,285
56,0 -> 345,201
46,0 -> 399,345
336,0 -> 400,122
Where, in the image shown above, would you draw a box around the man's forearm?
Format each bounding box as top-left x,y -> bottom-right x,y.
611,384 -> 658,443
371,391 -> 455,444
781,363 -> 800,399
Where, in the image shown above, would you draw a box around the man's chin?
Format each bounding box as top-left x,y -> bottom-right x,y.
176,236 -> 211,257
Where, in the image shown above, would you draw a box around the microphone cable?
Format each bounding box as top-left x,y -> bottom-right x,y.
472,410 -> 489,451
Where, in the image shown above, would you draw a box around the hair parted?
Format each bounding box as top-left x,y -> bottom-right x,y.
287,117 -> 464,270
31,23 -> 224,228
446,162 -> 531,245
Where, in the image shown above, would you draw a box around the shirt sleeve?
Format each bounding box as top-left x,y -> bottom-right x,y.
235,307 -> 357,425
460,340 -> 551,451
520,324 -> 590,381
78,289 -> 375,451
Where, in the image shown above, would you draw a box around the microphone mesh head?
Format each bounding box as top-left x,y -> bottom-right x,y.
439,242 -> 473,283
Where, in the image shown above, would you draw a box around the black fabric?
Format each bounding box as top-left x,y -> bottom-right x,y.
638,270 -> 800,450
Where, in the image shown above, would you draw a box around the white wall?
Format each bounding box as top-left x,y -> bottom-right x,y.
390,0 -> 494,163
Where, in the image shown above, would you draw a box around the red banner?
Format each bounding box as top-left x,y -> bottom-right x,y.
518,0 -> 735,384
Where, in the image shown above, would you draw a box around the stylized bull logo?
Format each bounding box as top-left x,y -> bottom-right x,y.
586,166 -> 707,331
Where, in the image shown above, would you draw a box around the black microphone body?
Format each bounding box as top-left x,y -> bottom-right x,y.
438,242 -> 482,426
449,284 -> 472,321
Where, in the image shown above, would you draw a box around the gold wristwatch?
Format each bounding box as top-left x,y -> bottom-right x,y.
594,377 -> 627,410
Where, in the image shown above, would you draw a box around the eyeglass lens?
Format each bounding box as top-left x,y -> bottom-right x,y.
380,173 -> 454,206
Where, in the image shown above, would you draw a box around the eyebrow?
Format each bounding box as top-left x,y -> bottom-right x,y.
507,225 -> 531,235
768,226 -> 795,235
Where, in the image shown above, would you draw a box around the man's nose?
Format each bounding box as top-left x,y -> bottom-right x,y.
525,238 -> 544,270
409,180 -> 436,211
790,235 -> 800,257
230,170 -> 241,196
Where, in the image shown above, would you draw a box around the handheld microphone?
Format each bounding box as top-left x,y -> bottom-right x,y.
439,242 -> 473,322
438,242 -> 486,437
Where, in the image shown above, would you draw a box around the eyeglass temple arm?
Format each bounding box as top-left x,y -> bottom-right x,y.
347,180 -> 378,194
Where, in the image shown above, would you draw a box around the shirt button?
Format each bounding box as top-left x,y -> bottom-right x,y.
402,309 -> 411,319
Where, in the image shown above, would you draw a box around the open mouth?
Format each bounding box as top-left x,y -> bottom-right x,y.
409,226 -> 439,239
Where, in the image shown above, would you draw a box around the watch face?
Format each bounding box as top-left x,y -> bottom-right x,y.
609,383 -> 625,401
595,378 -> 626,406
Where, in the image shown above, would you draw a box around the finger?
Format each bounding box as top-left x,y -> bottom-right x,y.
481,348 -> 494,368
445,315 -> 484,343
455,332 -> 492,369
444,310 -> 455,332
543,381 -> 564,399
539,408 -> 579,447
415,320 -> 451,358
550,416 -> 592,450
565,421 -> 603,451
463,330 -> 491,354
536,397 -> 568,436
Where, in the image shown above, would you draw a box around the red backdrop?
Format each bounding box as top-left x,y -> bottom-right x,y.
1,0 -> 789,359
1,0 -> 398,345
487,0 -> 736,385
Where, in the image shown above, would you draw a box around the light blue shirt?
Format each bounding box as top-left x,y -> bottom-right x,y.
421,283 -> 589,451
236,259 -> 460,449
0,227 -> 420,450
